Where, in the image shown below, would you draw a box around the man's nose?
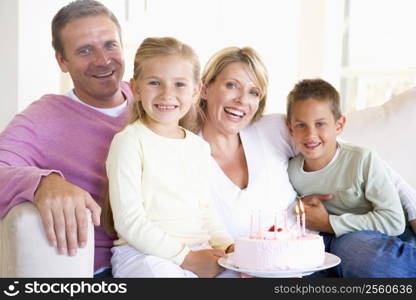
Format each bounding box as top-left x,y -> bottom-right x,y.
94,48 -> 111,66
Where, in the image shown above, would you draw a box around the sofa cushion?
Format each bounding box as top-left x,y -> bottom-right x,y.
341,87 -> 416,190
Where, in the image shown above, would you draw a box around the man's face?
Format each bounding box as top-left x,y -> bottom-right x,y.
56,15 -> 125,107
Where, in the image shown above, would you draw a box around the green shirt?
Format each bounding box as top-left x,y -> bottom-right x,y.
288,142 -> 405,237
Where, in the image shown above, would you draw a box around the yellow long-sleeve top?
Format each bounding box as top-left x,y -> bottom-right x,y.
106,121 -> 233,265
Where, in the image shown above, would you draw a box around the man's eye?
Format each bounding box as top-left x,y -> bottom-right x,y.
79,48 -> 91,55
105,42 -> 118,50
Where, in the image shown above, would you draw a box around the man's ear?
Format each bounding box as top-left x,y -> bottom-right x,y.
336,115 -> 346,134
55,51 -> 69,73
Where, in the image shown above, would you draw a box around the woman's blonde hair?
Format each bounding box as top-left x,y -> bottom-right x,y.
103,37 -> 201,235
195,46 -> 268,132
128,36 -> 201,131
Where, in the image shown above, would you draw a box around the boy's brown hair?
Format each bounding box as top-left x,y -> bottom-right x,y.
286,78 -> 342,122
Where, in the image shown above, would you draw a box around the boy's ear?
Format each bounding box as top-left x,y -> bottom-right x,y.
286,118 -> 294,136
336,115 -> 346,134
129,78 -> 140,101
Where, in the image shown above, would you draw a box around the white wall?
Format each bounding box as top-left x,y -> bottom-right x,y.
0,0 -> 341,130
0,0 -> 19,130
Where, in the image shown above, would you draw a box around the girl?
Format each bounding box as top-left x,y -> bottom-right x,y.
104,37 -> 235,278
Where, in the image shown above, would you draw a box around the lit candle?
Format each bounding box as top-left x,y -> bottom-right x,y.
284,208 -> 288,230
249,209 -> 254,239
274,211 -> 278,239
299,199 -> 306,236
295,204 -> 301,237
258,209 -> 262,239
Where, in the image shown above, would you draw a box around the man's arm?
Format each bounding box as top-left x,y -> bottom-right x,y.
0,111 -> 100,255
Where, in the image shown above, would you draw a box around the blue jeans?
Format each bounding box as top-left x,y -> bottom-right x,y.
319,229 -> 416,277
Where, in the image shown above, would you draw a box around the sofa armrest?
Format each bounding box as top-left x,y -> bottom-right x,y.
0,202 -> 94,277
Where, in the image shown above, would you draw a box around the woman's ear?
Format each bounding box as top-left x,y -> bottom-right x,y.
201,83 -> 209,101
192,81 -> 203,104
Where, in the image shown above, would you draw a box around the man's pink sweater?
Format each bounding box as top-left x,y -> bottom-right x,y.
0,82 -> 133,272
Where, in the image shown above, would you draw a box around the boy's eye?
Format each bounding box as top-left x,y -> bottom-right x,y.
149,81 -> 160,86
316,122 -> 325,127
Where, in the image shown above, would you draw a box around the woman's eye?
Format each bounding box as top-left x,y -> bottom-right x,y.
226,82 -> 236,89
250,90 -> 260,97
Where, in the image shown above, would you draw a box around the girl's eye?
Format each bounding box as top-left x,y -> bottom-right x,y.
295,123 -> 305,128
149,81 -> 160,86
175,82 -> 186,88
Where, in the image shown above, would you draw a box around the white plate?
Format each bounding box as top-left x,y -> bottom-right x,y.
218,252 -> 341,278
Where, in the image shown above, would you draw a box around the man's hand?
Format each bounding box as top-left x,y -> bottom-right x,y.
180,249 -> 226,278
300,194 -> 334,234
34,173 -> 101,256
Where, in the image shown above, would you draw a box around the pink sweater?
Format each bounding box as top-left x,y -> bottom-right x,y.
0,81 -> 133,272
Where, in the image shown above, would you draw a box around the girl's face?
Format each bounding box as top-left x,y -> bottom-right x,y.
202,62 -> 261,136
131,55 -> 200,134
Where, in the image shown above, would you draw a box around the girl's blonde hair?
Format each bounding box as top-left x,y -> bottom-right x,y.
195,46 -> 268,132
128,36 -> 201,131
103,37 -> 201,235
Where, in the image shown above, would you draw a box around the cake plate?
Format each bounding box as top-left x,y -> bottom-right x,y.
218,252 -> 341,278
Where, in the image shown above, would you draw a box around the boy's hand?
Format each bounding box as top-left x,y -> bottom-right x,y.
301,194 -> 333,206
180,249 -> 225,278
410,219 -> 416,234
302,200 -> 334,234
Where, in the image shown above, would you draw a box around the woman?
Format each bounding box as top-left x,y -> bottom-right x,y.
196,46 -> 416,277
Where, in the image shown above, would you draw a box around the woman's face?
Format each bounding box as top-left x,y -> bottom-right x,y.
202,62 -> 261,136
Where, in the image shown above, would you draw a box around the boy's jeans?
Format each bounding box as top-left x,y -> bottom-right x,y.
317,229 -> 416,277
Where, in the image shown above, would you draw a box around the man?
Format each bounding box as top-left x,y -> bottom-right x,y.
0,0 -> 133,277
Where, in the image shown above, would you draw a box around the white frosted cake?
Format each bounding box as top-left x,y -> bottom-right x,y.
234,229 -> 325,271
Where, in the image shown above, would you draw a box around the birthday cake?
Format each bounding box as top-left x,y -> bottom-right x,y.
233,227 -> 325,271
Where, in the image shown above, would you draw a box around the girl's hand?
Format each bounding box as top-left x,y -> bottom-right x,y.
180,249 -> 225,278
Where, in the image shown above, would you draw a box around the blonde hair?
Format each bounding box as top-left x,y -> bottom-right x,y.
103,37 -> 201,235
195,46 -> 268,132
128,37 -> 201,131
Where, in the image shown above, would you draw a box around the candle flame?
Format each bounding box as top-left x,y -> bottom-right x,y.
299,199 -> 305,213
295,204 -> 299,214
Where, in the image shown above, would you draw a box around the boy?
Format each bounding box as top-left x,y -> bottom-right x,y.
286,78 -> 405,237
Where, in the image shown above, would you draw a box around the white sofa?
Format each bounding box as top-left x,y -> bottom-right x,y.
0,87 -> 415,277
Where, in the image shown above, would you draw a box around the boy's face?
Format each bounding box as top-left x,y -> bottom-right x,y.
287,99 -> 345,171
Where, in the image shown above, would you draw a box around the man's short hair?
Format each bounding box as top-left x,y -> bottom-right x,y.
51,0 -> 122,57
